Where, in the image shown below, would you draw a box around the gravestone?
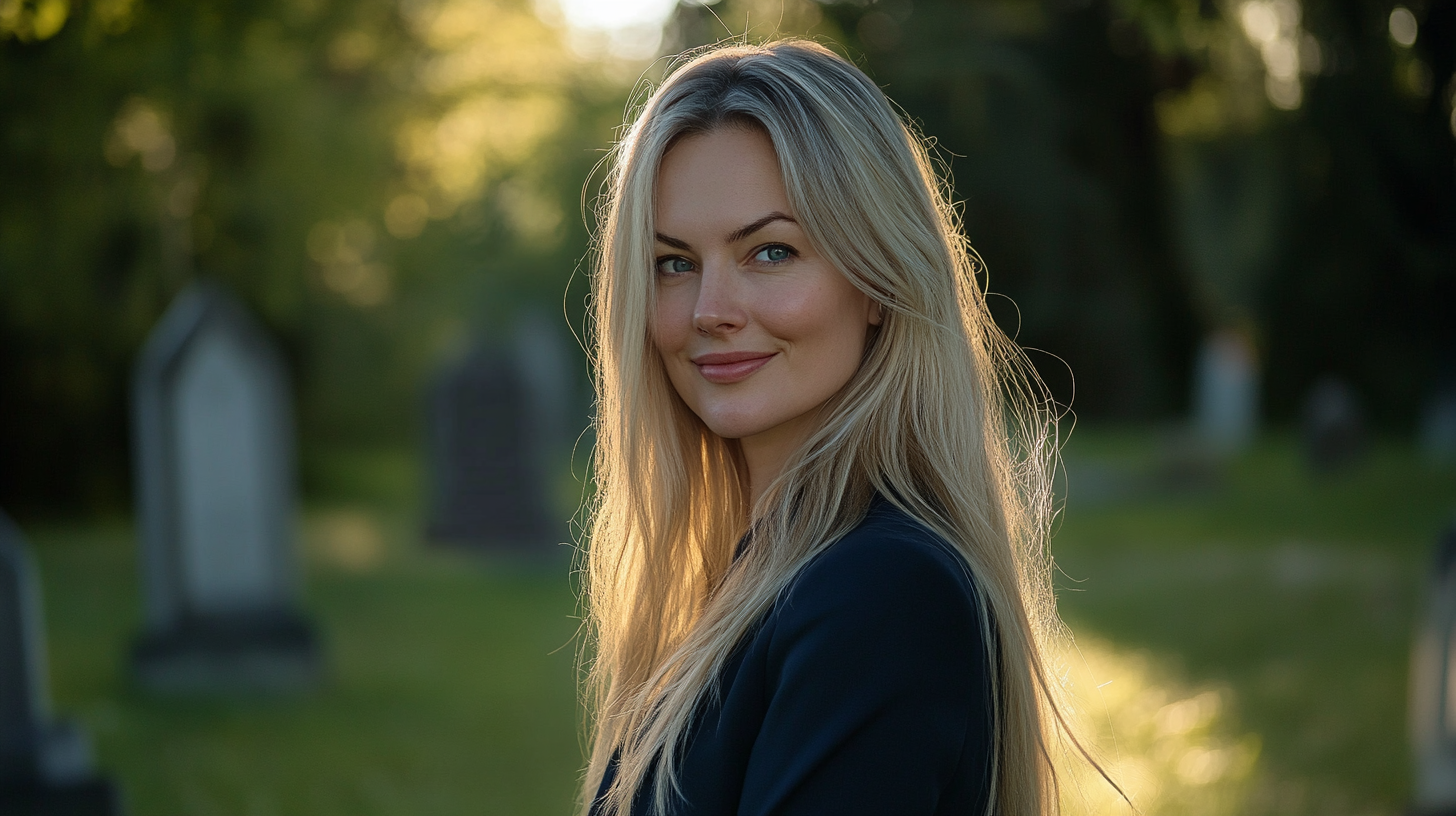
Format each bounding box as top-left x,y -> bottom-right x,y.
1301,376 -> 1365,472
0,511 -> 120,815
1421,385 -> 1456,466
131,282 -> 319,692
1411,524 -> 1456,815
426,312 -> 573,553
1192,330 -> 1258,455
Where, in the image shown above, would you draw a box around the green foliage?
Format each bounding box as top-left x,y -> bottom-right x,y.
0,0 -> 617,514
4,0 -> 1452,515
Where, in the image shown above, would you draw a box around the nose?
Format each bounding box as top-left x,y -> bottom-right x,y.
692,259 -> 746,337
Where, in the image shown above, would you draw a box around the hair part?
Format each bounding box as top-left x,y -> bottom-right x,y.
581,39 -> 1116,816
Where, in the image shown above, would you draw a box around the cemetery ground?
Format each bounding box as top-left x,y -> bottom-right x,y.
19,432 -> 1456,816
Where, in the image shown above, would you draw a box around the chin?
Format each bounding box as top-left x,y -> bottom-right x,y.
699,416 -> 759,441
695,404 -> 777,441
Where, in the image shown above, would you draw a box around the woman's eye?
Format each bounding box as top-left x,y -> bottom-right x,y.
754,245 -> 793,264
656,257 -> 695,275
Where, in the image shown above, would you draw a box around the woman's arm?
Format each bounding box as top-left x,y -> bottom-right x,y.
740,529 -> 994,815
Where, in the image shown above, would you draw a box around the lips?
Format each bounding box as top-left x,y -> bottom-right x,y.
692,351 -> 777,384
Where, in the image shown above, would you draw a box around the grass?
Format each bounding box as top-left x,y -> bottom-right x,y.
31,504 -> 583,815
1052,429 -> 1456,815
20,432 -> 1456,815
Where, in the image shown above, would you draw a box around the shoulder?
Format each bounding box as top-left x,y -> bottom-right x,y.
785,499 -> 977,612
739,500 -> 997,816
768,499 -> 983,656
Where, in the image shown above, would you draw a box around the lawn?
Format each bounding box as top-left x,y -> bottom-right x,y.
21,431 -> 1455,815
1052,429 -> 1454,815
31,452 -> 585,816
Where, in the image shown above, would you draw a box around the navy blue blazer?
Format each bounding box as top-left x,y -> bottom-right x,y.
591,498 -> 994,815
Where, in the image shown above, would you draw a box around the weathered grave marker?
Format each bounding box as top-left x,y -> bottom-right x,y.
1412,523 -> 1456,815
1422,385 -> 1456,466
131,282 -> 319,692
1192,330 -> 1258,455
0,510 -> 119,814
1301,376 -> 1365,472
426,312 -> 573,554
512,311 -> 573,480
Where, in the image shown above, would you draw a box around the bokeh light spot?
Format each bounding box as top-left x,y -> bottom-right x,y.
1389,7 -> 1418,47
385,194 -> 431,239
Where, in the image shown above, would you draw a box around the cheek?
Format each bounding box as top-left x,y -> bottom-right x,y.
650,287 -> 687,353
753,284 -> 818,340
757,280 -> 867,352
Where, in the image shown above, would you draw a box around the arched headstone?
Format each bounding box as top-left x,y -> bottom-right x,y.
1421,385 -> 1456,466
1192,330 -> 1258,455
1413,523 -> 1456,815
1301,376 -> 1365,472
425,312 -> 573,554
0,511 -> 119,814
131,282 -> 319,692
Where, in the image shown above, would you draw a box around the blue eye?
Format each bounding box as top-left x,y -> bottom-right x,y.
656,256 -> 695,275
755,245 -> 793,263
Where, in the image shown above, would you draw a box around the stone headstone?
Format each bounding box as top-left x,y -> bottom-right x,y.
131,282 -> 319,692
1301,376 -> 1365,472
1412,523 -> 1456,813
1421,385 -> 1456,466
426,313 -> 573,553
0,511 -> 119,814
1193,330 -> 1258,455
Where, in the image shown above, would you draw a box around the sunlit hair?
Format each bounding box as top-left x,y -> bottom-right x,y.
581,39 -> 1104,816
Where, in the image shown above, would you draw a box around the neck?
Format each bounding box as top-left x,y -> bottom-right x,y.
740,412 -> 819,507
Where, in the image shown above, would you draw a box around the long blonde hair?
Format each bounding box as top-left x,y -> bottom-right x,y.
582,40 -> 1084,816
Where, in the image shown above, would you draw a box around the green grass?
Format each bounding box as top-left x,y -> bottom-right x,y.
21,434 -> 1456,815
1053,430 -> 1456,815
30,508 -> 584,816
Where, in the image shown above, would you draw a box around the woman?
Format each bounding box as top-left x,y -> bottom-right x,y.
581,40 -> 1099,816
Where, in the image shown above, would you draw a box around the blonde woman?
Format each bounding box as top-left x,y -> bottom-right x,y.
582,40 -> 1094,816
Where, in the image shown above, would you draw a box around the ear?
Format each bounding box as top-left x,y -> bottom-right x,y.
866,297 -> 884,327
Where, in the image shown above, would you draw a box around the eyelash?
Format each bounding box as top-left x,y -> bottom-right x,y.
653,244 -> 798,276
655,256 -> 695,276
753,243 -> 796,265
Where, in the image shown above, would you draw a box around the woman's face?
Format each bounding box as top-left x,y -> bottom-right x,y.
651,126 -> 880,460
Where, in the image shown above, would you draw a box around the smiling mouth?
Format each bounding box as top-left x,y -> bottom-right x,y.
693,352 -> 776,384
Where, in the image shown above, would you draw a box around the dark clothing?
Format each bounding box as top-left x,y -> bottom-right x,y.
591,498 -> 995,816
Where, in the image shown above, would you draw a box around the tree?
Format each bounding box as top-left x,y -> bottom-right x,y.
0,0 -> 614,514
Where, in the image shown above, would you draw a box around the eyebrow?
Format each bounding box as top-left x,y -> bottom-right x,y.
654,232 -> 691,251
654,211 -> 798,252
727,211 -> 797,243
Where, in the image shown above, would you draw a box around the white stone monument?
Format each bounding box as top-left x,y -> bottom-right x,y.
1192,329 -> 1259,455
1412,524 -> 1456,814
0,510 -> 118,813
131,282 -> 318,692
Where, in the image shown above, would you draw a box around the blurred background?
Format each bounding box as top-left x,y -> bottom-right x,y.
1,0 -> 1453,812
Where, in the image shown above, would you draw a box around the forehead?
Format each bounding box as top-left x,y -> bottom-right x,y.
655,127 -> 792,235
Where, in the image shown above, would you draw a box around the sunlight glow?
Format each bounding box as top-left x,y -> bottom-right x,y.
1057,638 -> 1261,816
539,0 -> 705,61
1238,0 -> 1312,110
554,0 -> 678,31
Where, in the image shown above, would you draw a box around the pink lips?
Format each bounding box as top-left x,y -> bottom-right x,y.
692,351 -> 777,384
